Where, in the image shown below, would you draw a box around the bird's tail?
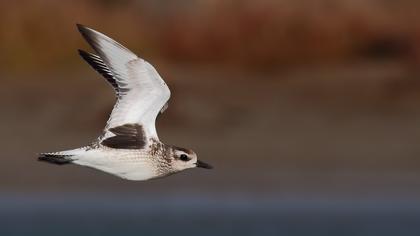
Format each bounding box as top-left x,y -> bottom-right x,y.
38,147 -> 87,165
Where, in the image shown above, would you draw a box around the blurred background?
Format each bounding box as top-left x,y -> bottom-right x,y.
2,0 -> 420,235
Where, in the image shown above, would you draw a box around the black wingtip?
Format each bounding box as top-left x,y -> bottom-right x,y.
78,49 -> 88,57
77,24 -> 91,37
76,23 -> 87,31
76,24 -> 89,39
77,49 -> 119,91
78,49 -> 92,62
76,23 -> 100,51
77,24 -> 99,36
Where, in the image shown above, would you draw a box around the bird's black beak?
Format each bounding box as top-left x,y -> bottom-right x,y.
196,160 -> 213,169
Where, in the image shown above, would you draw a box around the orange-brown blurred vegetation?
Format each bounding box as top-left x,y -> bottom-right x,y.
2,0 -> 420,72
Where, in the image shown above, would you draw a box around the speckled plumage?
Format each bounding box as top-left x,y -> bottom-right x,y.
69,138 -> 175,180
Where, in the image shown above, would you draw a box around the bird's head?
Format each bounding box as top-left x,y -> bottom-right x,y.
171,147 -> 213,172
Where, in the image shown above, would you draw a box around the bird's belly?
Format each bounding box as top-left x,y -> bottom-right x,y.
98,161 -> 157,181
73,149 -> 158,181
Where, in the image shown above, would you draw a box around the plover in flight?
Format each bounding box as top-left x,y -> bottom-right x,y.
39,24 -> 212,181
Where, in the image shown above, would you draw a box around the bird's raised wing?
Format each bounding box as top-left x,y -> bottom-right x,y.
77,24 -> 170,144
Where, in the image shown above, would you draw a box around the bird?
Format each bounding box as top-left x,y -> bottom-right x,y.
38,24 -> 212,181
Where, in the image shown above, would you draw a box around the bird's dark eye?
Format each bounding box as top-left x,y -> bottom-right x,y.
180,154 -> 189,161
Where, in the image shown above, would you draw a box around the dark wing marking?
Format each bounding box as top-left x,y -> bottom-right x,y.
101,124 -> 146,149
78,49 -> 121,95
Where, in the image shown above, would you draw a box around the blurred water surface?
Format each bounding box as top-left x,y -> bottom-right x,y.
1,193 -> 420,236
